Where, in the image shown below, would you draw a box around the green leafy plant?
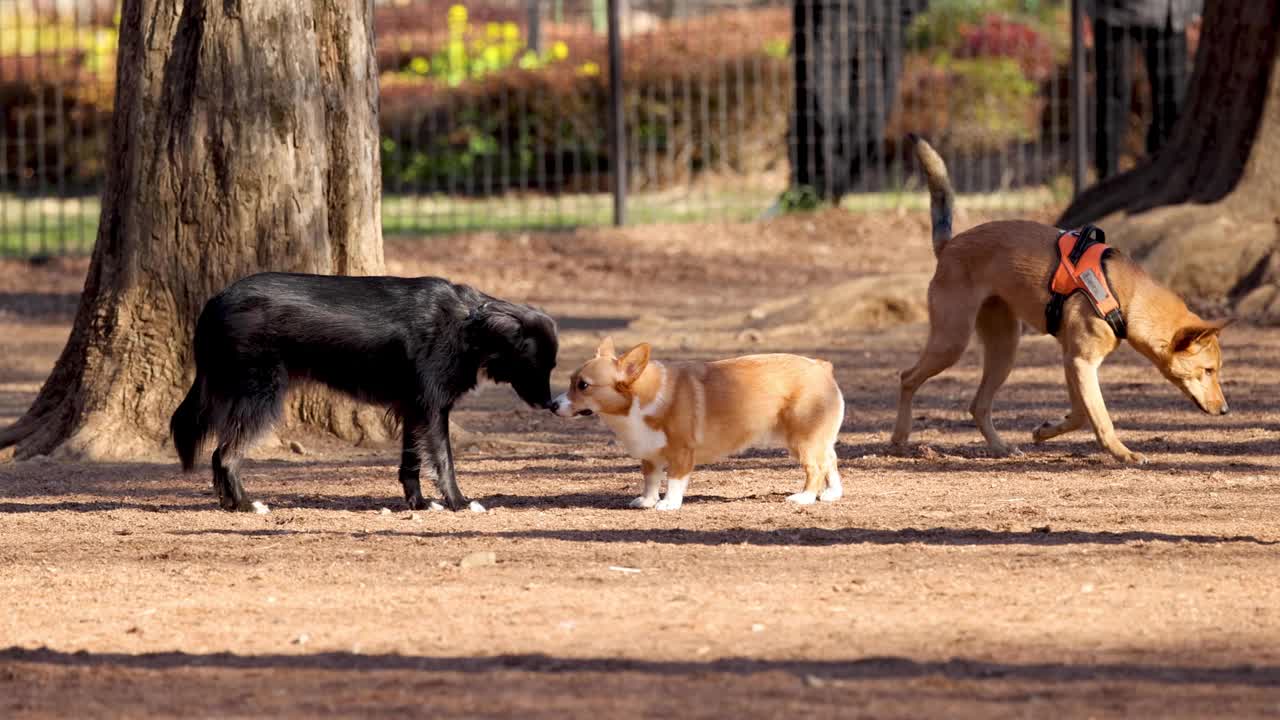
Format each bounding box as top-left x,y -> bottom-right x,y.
778,185 -> 822,213
941,55 -> 1039,149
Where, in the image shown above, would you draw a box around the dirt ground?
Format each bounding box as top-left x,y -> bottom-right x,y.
2,209 -> 1279,718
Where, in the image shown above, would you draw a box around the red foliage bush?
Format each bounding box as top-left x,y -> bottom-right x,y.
955,13 -> 1056,82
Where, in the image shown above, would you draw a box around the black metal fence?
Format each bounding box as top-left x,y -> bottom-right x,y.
0,0 -> 1200,256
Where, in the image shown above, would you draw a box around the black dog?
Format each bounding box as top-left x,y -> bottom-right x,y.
170,272 -> 558,513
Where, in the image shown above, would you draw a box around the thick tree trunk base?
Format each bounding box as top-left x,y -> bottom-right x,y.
1058,2 -> 1280,229
1091,202 -> 1278,303
0,0 -> 387,463
1056,2 -> 1280,316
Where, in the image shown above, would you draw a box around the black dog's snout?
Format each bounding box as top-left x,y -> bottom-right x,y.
576,409 -> 593,417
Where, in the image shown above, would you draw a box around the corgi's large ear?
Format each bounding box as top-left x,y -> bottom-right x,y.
595,336 -> 616,359
1172,318 -> 1232,354
618,343 -> 650,383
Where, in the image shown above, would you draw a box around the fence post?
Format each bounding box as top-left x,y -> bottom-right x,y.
1070,0 -> 1088,198
607,0 -> 627,226
527,0 -> 542,54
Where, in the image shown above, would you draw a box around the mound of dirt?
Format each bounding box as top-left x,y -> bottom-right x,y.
630,272 -> 931,342
1098,207 -> 1279,310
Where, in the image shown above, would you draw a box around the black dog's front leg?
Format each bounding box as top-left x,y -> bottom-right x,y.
424,407 -> 469,511
398,414 -> 431,510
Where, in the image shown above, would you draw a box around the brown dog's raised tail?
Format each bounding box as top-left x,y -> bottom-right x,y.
909,134 -> 954,257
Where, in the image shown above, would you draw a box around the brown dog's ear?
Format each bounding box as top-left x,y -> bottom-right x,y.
595,336 -> 616,359
617,343 -> 650,383
1172,319 -> 1230,353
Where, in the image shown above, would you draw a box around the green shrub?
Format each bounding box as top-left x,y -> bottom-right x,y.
945,55 -> 1040,149
380,8 -> 793,194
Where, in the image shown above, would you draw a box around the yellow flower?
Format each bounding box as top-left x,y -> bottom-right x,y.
486,22 -> 502,39
551,40 -> 569,60
409,56 -> 430,75
502,22 -> 520,42
578,61 -> 600,76
447,4 -> 468,27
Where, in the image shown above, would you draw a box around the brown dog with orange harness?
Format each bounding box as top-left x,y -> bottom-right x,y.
892,137 -> 1231,463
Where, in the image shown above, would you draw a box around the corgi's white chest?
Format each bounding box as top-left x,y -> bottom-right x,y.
605,401 -> 667,461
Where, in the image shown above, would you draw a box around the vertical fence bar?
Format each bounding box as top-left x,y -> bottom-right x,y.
527,0 -> 542,55
1070,0 -> 1088,198
607,0 -> 626,226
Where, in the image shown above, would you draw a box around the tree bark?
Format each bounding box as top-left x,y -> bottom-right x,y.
1058,0 -> 1280,227
1054,0 -> 1280,303
0,0 -> 388,460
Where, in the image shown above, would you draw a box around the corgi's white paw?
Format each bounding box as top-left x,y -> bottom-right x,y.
250,500 -> 271,514
818,486 -> 843,503
654,497 -> 683,511
786,491 -> 817,505
629,495 -> 659,509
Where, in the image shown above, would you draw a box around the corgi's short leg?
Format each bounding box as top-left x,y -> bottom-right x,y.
788,451 -> 827,505
629,460 -> 664,508
787,386 -> 844,505
655,448 -> 693,510
655,476 -> 688,510
819,452 -> 842,503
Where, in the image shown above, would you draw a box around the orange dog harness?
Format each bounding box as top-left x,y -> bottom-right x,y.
1045,225 -> 1127,339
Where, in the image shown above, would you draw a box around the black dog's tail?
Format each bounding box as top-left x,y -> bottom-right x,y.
909,134 -> 954,258
171,373 -> 210,472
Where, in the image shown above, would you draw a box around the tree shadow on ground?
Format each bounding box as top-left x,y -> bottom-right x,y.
168,524 -> 1279,548
2,647 -> 1277,687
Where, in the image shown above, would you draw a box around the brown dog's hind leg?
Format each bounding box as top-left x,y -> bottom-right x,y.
892,284 -> 982,447
970,298 -> 1022,456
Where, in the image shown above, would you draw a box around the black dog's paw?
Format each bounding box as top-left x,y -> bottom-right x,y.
427,497 -> 486,513
406,495 -> 432,511
219,497 -> 270,513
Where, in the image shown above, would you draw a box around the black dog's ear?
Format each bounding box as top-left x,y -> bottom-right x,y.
468,304 -> 521,344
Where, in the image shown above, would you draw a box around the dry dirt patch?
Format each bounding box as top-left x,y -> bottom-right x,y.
2,209 -> 1279,718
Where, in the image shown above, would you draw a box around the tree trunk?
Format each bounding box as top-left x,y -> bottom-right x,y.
1053,0 -> 1280,303
0,0 -> 388,460
1060,0 -> 1280,226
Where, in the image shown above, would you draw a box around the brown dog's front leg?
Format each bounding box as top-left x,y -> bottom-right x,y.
1033,360 -> 1087,443
1064,355 -> 1147,464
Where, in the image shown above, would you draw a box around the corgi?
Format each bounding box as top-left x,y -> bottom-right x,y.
894,136 -> 1231,463
551,338 -> 845,510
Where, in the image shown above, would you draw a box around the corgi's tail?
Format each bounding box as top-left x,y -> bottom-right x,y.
909,134 -> 954,257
